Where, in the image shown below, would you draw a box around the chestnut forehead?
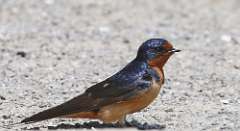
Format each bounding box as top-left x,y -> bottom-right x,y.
162,42 -> 173,50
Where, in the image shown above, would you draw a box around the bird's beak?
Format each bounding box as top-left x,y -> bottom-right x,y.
168,48 -> 181,53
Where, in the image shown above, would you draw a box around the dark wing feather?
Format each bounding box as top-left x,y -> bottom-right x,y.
21,60 -> 157,123
85,60 -> 152,99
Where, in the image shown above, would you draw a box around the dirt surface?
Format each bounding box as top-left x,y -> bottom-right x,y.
0,0 -> 240,130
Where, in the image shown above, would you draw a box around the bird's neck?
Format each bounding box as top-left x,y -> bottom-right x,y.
134,57 -> 166,84
147,55 -> 171,69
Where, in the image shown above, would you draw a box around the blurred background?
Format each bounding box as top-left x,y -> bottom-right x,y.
0,0 -> 240,130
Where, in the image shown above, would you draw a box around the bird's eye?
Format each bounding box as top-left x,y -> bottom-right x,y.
156,47 -> 163,51
157,47 -> 161,50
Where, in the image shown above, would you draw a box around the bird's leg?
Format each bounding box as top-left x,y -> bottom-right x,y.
116,115 -> 129,127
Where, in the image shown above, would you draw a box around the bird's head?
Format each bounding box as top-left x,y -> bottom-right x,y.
137,38 -> 181,68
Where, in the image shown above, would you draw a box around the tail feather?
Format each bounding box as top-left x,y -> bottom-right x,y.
21,94 -> 96,123
21,105 -> 67,123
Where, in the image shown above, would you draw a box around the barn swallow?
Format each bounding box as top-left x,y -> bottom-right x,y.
21,38 -> 180,126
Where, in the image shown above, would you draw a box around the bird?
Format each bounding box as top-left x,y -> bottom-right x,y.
20,38 -> 180,126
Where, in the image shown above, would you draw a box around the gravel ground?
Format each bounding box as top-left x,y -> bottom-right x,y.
0,0 -> 240,130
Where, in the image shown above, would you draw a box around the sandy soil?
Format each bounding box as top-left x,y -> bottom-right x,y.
0,0 -> 240,130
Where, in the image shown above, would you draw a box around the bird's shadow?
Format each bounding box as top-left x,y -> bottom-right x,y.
23,120 -> 165,130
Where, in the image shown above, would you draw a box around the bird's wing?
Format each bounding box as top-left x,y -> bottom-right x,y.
85,75 -> 151,101
21,62 -> 158,123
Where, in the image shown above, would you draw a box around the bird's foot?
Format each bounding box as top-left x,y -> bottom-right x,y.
115,120 -> 129,128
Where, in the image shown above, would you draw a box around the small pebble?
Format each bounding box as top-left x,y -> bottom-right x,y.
98,26 -> 111,35
165,108 -> 174,112
221,35 -> 232,42
233,65 -> 240,69
0,95 -> 6,100
16,51 -> 26,57
45,0 -> 54,5
221,99 -> 230,104
123,38 -> 130,44
2,115 -> 10,119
